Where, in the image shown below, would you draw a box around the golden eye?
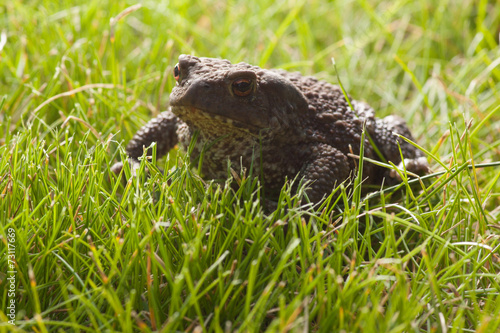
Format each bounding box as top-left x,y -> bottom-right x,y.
232,78 -> 253,96
173,64 -> 180,82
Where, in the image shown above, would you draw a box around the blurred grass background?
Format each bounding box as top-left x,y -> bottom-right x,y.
1,0 -> 500,332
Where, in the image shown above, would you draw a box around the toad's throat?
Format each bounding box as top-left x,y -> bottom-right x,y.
171,105 -> 262,134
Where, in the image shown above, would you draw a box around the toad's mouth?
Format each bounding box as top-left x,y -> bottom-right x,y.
170,105 -> 263,134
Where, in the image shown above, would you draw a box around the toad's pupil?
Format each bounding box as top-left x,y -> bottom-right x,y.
234,80 -> 251,91
232,79 -> 253,96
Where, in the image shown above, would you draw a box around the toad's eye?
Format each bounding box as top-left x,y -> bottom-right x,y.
232,78 -> 253,97
173,64 -> 180,82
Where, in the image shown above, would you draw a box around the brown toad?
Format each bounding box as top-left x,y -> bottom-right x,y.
112,54 -> 428,204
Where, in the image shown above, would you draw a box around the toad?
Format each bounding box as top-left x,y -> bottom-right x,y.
112,55 -> 428,204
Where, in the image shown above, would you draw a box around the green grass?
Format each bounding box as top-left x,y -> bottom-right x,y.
1,0 -> 500,332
